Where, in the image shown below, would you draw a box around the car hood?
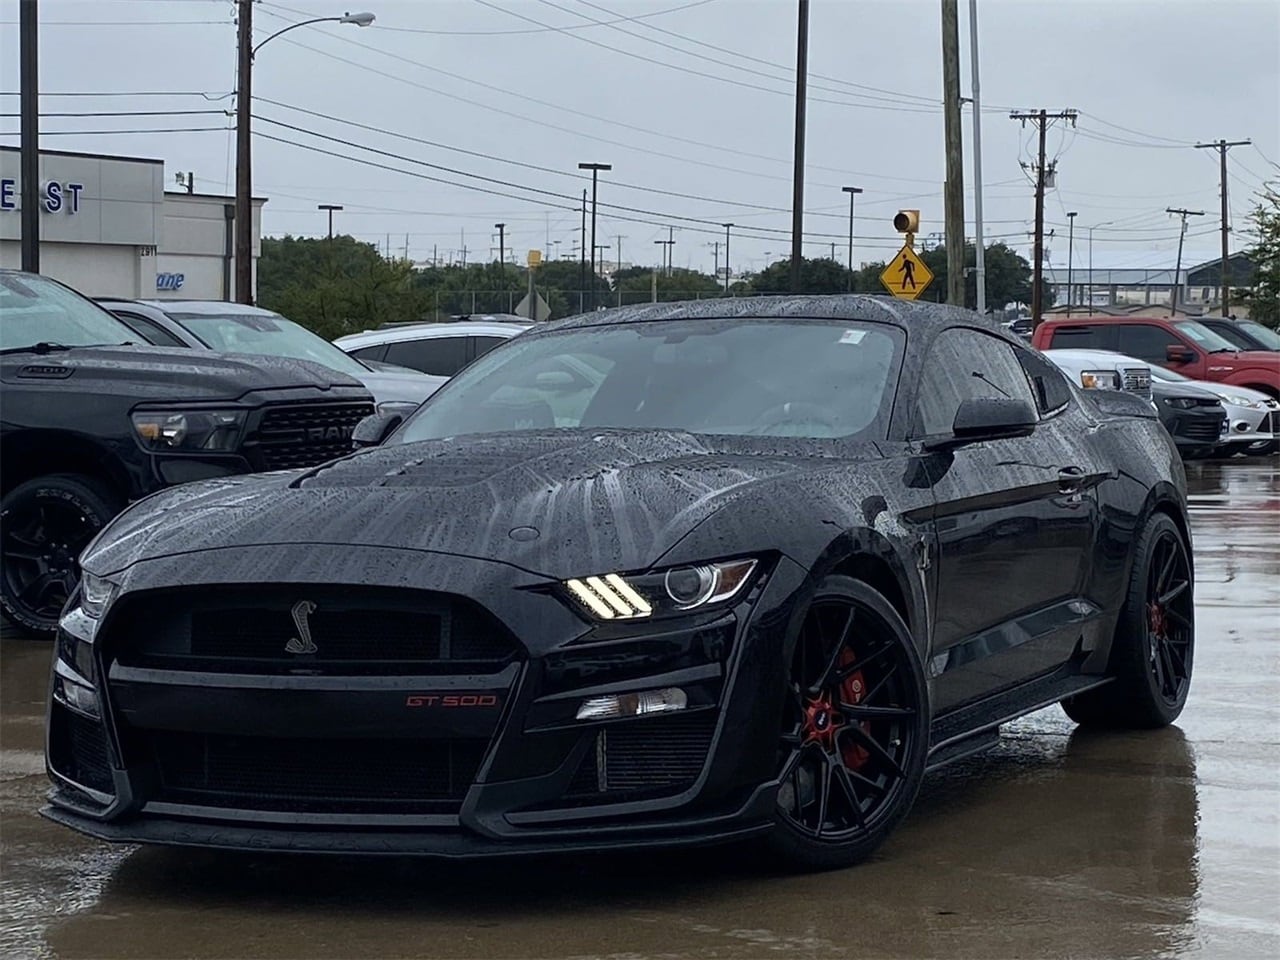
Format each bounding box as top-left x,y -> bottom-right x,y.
356,368 -> 446,407
1152,379 -> 1222,401
83,430 -> 856,580
0,344 -> 365,400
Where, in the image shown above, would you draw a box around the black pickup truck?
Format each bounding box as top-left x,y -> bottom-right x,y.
0,269 -> 374,635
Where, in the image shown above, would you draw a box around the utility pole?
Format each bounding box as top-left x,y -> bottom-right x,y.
234,0 -> 253,303
1166,207 -> 1206,315
968,0 -> 986,313
722,223 -> 733,294
579,162 -> 612,311
841,186 -> 862,292
317,203 -> 342,241
941,0 -> 965,307
494,222 -> 505,272
790,0 -> 810,293
19,0 -> 38,273
710,241 -> 720,285
1065,211 -> 1077,317
1195,139 -> 1250,315
655,234 -> 675,277
579,189 -> 587,306
1011,108 -> 1077,326
615,234 -> 625,273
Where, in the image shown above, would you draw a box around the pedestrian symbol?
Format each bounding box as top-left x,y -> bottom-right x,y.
880,244 -> 934,301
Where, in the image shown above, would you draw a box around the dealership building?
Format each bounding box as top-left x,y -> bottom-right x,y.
0,146 -> 264,300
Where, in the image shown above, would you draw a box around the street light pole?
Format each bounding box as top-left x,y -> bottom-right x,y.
579,162 -> 611,310
234,5 -> 374,303
1065,211 -> 1077,317
841,186 -> 862,292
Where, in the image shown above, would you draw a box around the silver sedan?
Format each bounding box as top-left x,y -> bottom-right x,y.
1149,367 -> 1279,456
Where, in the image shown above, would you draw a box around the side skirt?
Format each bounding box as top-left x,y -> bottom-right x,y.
925,669 -> 1114,773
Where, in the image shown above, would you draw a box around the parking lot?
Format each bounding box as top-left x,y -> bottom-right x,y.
0,458 -> 1274,960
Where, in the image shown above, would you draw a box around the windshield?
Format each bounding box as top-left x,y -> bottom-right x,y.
1171,320 -> 1240,353
172,311 -> 369,375
1236,320 -> 1280,350
395,318 -> 904,443
0,272 -> 135,351
1149,366 -> 1191,382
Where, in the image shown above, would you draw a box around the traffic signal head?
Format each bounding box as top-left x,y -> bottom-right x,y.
893,210 -> 920,234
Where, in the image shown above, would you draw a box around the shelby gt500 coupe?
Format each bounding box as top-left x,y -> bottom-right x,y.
45,297 -> 1194,869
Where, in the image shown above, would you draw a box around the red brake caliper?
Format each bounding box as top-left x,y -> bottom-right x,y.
838,649 -> 871,770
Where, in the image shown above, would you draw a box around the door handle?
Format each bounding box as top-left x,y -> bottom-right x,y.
1057,466 -> 1086,494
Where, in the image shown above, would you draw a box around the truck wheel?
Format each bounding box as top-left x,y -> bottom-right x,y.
1061,512 -> 1193,728
0,474 -> 121,638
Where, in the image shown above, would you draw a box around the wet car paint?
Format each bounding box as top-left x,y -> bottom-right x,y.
2,460 -> 1276,959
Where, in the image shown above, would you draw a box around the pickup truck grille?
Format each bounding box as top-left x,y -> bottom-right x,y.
246,402 -> 374,470
1121,367 -> 1152,399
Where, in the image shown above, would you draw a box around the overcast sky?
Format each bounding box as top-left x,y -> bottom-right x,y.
2,0 -> 1278,277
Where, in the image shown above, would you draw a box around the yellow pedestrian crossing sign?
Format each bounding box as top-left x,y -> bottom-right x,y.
880,244 -> 934,300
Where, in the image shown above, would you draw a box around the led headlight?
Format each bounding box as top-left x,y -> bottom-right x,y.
1079,370 -> 1120,390
131,409 -> 245,452
1162,396 -> 1199,409
79,572 -> 118,619
563,558 -> 758,621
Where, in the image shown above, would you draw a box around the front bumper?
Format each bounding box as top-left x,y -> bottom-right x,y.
1219,406 -> 1280,455
44,546 -> 806,855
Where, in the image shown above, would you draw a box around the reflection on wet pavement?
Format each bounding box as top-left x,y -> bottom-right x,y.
2,460 -> 1277,959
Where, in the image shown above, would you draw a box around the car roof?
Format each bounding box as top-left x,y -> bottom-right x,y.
1044,348 -> 1149,367
130,300 -> 282,317
1039,314 -> 1179,325
537,295 -> 994,335
336,320 -> 532,349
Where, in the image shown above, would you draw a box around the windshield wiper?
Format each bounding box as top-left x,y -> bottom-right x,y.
0,341 -> 75,356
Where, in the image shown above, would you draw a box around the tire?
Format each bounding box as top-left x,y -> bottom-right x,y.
766,576 -> 929,871
1061,512 -> 1193,728
0,474 -> 121,638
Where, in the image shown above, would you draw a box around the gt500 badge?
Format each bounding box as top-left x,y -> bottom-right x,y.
405,694 -> 500,708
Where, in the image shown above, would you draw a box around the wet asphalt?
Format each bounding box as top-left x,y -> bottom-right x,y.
1,459 -> 1277,960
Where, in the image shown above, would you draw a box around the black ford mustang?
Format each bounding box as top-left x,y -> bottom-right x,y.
45,297 -> 1194,869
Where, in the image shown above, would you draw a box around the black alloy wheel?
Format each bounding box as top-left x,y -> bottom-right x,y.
0,475 -> 120,637
768,576 -> 928,870
1062,512 -> 1194,728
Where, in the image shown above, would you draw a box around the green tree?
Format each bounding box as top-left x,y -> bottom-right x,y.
905,242 -> 1032,311
613,266 -> 723,306
749,257 -> 855,295
1237,183 -> 1279,328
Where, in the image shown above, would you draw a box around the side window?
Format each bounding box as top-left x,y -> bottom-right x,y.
471,336 -> 506,360
1016,349 -> 1073,415
114,311 -> 188,348
384,336 -> 470,376
348,344 -> 387,364
1115,324 -> 1184,364
1047,324 -> 1115,350
914,328 -> 1038,436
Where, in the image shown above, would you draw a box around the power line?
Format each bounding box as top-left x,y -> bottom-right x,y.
0,109 -> 226,118
0,126 -> 228,136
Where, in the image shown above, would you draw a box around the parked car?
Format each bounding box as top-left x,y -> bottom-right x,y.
1148,366 -> 1278,456
0,270 -> 374,636
98,300 -> 438,414
45,296 -> 1194,870
1031,315 -> 1280,397
1196,317 -> 1280,353
1043,348 -> 1225,459
335,317 -> 532,379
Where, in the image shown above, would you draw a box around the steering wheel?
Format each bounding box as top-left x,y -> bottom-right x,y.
747,401 -> 840,436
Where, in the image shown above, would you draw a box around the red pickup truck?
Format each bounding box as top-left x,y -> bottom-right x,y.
1031,316 -> 1280,398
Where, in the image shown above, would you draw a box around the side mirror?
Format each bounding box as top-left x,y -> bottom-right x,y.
351,411 -> 403,448
925,397 -> 1036,450
1165,344 -> 1196,364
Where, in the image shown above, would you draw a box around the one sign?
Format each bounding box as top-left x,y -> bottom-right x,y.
516,291 -> 552,321
0,178 -> 84,214
527,249 -> 542,268
880,244 -> 934,301
156,273 -> 186,291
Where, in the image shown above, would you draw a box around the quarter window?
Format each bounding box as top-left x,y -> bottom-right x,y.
1047,325 -> 1115,350
1016,349 -> 1073,415
914,328 -> 1038,436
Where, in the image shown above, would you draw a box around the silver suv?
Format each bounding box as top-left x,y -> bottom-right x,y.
335,316 -> 532,379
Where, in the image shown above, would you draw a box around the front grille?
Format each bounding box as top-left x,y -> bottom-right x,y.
148,732 -> 484,814
52,710 -> 114,794
1177,413 -> 1225,442
113,587 -> 520,675
563,712 -> 717,805
1121,367 -> 1152,398
1265,410 -> 1280,434
249,402 -> 374,470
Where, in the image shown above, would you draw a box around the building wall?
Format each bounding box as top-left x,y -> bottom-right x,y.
154,193 -> 261,301
0,239 -> 147,297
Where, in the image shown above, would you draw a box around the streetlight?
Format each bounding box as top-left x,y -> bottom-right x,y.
235,6 -> 375,303
317,204 -> 342,241
1065,211 -> 1077,317
841,186 -> 863,292
1087,219 -> 1116,311
578,162 -> 612,310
